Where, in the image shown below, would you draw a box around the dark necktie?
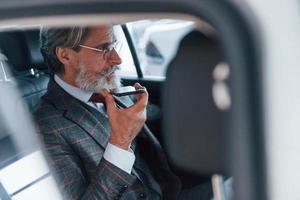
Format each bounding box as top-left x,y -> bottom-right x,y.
89,93 -> 105,103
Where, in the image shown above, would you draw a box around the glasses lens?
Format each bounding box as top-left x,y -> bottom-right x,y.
103,41 -> 122,60
114,41 -> 123,54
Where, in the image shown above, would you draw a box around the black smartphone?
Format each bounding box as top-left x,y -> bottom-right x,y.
110,86 -> 146,97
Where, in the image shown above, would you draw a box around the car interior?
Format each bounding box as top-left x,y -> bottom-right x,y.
0,5 -> 265,198
0,29 -> 49,111
0,18 -> 225,197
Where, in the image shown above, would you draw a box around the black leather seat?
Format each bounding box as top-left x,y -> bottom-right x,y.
163,30 -> 227,175
17,75 -> 49,110
0,29 -> 49,111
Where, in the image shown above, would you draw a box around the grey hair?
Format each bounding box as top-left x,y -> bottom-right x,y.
40,26 -> 89,74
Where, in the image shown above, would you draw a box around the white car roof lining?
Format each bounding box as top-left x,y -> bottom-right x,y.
0,13 -> 215,35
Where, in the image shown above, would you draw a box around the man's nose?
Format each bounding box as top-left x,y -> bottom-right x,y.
106,49 -> 122,65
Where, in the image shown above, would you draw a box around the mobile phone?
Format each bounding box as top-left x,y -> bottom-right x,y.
110,86 -> 146,97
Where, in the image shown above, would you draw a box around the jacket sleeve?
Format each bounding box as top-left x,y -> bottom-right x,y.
38,126 -> 137,200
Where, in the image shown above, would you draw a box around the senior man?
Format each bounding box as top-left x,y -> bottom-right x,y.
34,25 -> 213,200
33,25 -> 183,200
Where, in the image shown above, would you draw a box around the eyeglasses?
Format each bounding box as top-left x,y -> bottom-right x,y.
79,41 -> 122,59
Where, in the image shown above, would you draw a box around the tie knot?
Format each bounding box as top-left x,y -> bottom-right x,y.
89,93 -> 105,103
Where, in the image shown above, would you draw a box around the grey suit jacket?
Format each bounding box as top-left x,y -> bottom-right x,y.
34,78 -> 181,200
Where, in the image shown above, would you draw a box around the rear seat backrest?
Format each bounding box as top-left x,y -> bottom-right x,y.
0,29 -> 49,111
0,31 -> 31,71
24,30 -> 48,70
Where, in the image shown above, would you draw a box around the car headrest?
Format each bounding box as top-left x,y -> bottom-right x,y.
24,30 -> 47,70
162,30 -> 228,175
0,31 -> 31,71
0,30 -> 46,71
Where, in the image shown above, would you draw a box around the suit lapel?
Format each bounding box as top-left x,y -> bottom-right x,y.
64,102 -> 110,149
43,78 -> 110,149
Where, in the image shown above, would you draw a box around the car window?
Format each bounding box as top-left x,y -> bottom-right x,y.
127,19 -> 195,78
113,25 -> 137,78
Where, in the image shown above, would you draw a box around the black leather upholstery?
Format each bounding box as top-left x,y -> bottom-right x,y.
17,75 -> 49,110
163,31 -> 227,175
0,29 -> 49,111
24,30 -> 47,70
0,31 -> 30,71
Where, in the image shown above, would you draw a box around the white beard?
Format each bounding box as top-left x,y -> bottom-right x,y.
75,64 -> 121,93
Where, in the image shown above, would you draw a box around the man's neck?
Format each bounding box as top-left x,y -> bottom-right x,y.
57,72 -> 78,88
54,74 -> 94,104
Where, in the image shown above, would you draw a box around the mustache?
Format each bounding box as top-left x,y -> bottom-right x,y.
101,65 -> 120,77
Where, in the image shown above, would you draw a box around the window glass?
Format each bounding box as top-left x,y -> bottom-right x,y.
113,25 -> 137,78
127,19 -> 195,78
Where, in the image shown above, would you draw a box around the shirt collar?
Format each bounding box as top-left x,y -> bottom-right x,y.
54,75 -> 93,103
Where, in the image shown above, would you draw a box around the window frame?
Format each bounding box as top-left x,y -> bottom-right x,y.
121,24 -> 144,78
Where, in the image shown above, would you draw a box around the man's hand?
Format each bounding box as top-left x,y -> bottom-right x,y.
102,83 -> 148,150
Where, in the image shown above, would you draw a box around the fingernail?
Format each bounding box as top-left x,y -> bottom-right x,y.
102,89 -> 109,96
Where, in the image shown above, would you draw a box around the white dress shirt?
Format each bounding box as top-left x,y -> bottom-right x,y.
54,75 -> 135,174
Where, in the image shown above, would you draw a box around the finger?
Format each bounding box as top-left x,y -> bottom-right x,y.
133,83 -> 147,102
102,89 -> 117,114
129,90 -> 148,113
134,82 -> 143,89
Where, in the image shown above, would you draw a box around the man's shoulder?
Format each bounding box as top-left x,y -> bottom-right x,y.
34,96 -> 59,116
33,96 -> 65,130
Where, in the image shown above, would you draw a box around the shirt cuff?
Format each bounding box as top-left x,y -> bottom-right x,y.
103,143 -> 135,174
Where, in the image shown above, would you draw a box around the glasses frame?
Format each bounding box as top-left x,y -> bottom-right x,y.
78,41 -> 122,59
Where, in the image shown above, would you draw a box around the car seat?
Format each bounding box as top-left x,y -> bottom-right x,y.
163,30 -> 230,198
0,29 -> 49,111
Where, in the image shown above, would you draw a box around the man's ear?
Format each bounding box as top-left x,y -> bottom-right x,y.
55,47 -> 77,66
